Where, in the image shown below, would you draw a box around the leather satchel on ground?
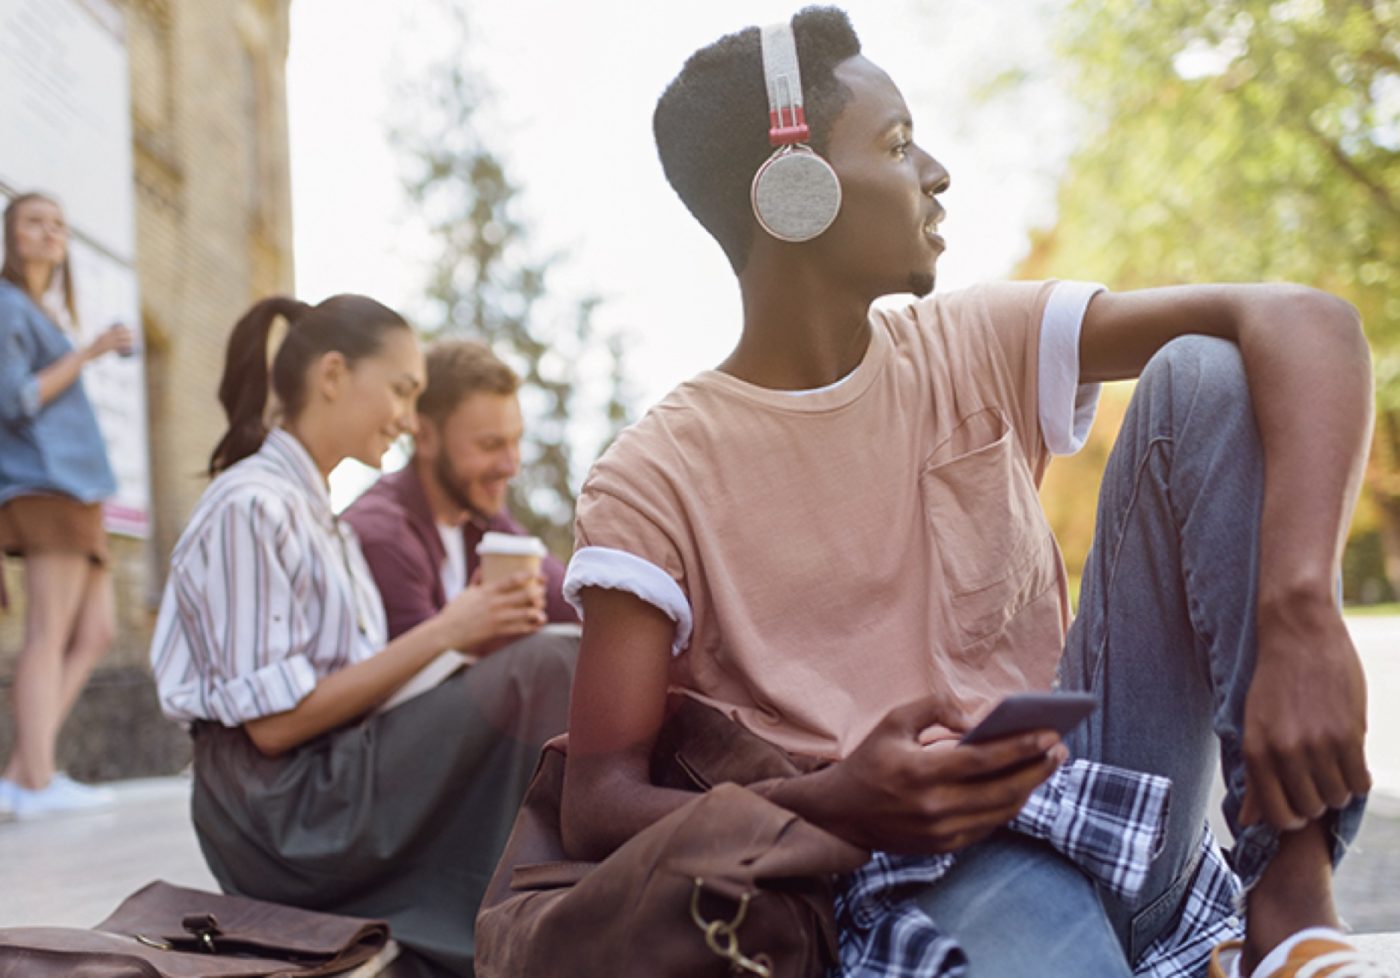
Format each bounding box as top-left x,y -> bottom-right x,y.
475,696 -> 870,978
0,879 -> 391,977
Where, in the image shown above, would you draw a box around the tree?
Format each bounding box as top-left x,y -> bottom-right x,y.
1022,0 -> 1400,593
390,4 -> 631,558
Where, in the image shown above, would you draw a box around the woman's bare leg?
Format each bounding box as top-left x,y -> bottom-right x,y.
4,552 -> 91,788
55,563 -> 115,719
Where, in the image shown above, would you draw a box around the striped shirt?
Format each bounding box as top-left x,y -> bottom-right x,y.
151,428 -> 387,726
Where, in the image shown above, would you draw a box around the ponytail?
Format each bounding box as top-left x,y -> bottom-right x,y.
208,296 -> 309,475
208,293 -> 409,476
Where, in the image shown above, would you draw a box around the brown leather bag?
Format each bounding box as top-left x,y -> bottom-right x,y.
475,697 -> 870,978
0,880 -> 391,977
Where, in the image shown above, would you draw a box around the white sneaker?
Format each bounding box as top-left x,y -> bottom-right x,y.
0,779 -> 15,819
2,774 -> 116,820
48,773 -> 117,807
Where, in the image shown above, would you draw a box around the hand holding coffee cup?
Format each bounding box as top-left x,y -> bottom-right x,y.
87,322 -> 136,359
110,321 -> 139,358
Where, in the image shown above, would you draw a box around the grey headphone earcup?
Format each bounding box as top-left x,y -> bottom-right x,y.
751,148 -> 842,243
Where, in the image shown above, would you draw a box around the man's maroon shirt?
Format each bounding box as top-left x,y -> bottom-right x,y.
343,463 -> 576,640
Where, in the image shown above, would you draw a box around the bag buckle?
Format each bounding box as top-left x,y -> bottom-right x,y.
180,912 -> 221,954
689,877 -> 773,977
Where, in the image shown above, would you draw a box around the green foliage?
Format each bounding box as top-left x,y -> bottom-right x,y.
1027,0 -> 1400,591
1041,0 -> 1397,363
390,4 -> 630,557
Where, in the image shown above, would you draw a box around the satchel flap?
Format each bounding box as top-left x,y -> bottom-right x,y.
659,784 -> 868,881
510,860 -> 597,891
651,697 -> 805,790
0,926 -> 298,977
96,881 -> 389,963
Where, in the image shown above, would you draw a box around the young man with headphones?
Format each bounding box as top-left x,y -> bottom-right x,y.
559,8 -> 1382,978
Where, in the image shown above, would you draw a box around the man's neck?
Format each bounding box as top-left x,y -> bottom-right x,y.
413,456 -> 469,527
720,255 -> 874,390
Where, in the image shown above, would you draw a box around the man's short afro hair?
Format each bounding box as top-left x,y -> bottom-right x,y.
653,7 -> 861,273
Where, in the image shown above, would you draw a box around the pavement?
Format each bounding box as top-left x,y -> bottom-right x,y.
0,616 -> 1397,956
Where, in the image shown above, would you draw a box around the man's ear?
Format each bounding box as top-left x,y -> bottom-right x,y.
415,413 -> 442,459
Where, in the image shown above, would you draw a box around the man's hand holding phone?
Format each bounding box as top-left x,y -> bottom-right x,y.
805,691 -> 1092,855
955,691 -> 1096,779
960,692 -> 1097,746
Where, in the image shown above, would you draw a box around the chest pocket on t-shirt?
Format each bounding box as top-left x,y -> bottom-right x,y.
920,409 -> 1056,648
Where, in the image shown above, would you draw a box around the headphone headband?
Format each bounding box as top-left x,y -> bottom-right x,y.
760,22 -> 809,146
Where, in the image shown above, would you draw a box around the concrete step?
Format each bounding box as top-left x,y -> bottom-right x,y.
1,774 -> 1396,972
1356,934 -> 1400,971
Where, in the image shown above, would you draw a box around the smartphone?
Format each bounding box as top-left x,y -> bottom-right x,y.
959,691 -> 1096,745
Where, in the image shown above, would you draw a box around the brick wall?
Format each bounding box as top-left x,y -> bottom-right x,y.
0,0 -> 294,779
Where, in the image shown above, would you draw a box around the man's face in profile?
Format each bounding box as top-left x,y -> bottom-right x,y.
806,55 -> 950,300
426,391 -> 524,520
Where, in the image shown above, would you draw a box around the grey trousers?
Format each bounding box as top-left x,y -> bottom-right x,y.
189,629 -> 578,978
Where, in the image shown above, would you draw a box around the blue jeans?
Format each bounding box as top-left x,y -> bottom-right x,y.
916,337 -> 1366,975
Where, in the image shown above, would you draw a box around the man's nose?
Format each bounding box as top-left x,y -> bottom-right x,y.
500,445 -> 521,477
919,151 -> 951,198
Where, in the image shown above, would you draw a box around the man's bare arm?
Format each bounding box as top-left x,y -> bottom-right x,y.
561,587 -> 1069,860
561,588 -> 696,858
1080,283 -> 1374,829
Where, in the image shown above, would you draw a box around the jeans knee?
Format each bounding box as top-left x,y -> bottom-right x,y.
1140,335 -> 1252,432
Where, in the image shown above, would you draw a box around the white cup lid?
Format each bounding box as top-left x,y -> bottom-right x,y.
476,532 -> 547,557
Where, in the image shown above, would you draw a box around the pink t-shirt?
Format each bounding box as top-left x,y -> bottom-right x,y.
572,281 -> 1088,759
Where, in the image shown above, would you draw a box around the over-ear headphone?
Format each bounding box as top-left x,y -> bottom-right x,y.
750,21 -> 842,243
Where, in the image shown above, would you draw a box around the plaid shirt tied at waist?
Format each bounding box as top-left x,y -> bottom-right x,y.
834,758 -> 1244,978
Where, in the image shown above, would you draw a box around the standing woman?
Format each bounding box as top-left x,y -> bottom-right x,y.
150,295 -> 576,978
0,192 -> 133,818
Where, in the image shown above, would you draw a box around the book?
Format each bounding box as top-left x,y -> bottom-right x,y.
376,651 -> 473,714
375,623 -> 580,714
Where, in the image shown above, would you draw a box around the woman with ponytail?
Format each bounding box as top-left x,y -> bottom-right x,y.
150,294 -> 577,978
0,192 -> 133,819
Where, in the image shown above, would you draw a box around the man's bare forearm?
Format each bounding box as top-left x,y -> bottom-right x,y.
560,754 -> 704,859
1233,286 -> 1372,623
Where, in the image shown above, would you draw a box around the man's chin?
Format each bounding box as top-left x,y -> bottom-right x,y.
467,493 -> 508,521
908,269 -> 937,299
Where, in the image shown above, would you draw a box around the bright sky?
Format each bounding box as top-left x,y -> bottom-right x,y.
287,0 -> 1077,417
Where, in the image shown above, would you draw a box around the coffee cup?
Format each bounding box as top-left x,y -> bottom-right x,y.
109,322 -> 139,358
476,532 -> 547,585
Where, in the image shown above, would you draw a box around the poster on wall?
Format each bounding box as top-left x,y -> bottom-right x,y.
69,239 -> 148,537
0,0 -> 150,537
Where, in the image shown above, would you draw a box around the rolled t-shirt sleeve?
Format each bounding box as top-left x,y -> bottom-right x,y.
570,480 -> 695,655
945,279 -> 1105,466
564,546 -> 692,654
1037,281 -> 1106,455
